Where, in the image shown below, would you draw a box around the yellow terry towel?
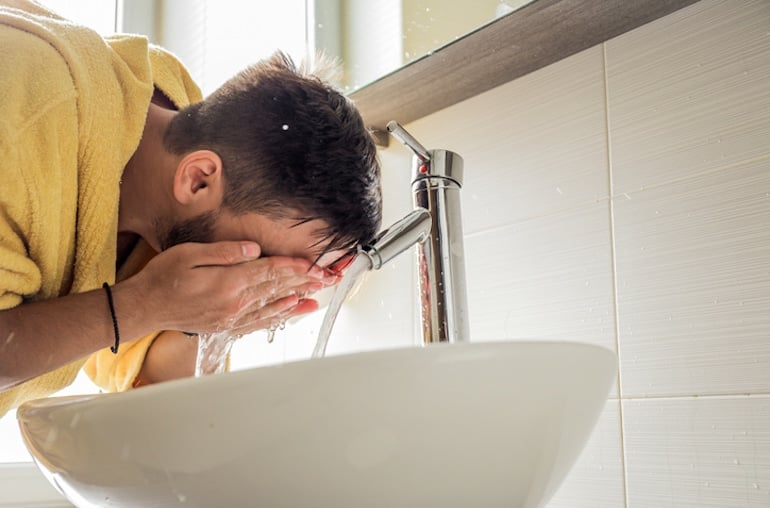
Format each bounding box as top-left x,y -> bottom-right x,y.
0,0 -> 202,416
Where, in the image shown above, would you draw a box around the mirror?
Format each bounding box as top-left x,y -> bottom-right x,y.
326,0 -> 700,140
308,0 -> 537,92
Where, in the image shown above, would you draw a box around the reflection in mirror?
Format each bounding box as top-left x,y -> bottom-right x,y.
308,0 -> 537,92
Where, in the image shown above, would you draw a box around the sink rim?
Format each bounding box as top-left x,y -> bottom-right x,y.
17,340 -> 616,418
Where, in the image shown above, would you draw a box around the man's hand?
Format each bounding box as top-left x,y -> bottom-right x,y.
0,241 -> 336,391
122,241 -> 337,336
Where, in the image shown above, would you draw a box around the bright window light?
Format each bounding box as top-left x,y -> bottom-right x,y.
36,0 -> 117,34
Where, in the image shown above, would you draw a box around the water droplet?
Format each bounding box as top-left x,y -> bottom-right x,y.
281,124 -> 289,131
556,187 -> 563,195
733,458 -> 740,465
753,483 -> 759,489
317,23 -> 324,29
267,328 -> 276,343
177,493 -> 187,503
704,481 -> 710,487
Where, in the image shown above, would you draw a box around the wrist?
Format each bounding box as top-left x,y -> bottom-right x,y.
109,278 -> 161,341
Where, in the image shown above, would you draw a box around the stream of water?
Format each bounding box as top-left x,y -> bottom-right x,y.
311,253 -> 372,358
195,331 -> 237,377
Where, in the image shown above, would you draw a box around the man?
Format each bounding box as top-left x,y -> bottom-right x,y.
0,0 -> 381,415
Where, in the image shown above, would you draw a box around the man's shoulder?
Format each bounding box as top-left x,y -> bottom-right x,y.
0,23 -> 77,136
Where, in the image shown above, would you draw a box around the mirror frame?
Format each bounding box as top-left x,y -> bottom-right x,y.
348,0 -> 699,145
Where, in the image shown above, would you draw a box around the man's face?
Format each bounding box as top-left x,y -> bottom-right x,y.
156,209 -> 348,270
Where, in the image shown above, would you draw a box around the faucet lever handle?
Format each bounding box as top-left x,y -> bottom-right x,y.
386,121 -> 431,163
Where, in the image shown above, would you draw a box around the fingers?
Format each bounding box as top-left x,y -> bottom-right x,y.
171,241 -> 262,267
228,295 -> 321,335
248,257 -> 336,283
144,243 -> 337,335
236,260 -> 336,304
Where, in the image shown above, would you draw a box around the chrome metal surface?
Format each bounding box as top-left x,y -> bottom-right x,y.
363,208 -> 431,269
387,122 -> 470,344
387,120 -> 431,162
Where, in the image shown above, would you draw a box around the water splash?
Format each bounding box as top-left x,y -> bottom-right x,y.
266,319 -> 287,344
312,253 -> 372,358
195,332 -> 237,377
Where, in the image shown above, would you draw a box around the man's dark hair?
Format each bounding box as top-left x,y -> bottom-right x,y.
163,51 -> 382,257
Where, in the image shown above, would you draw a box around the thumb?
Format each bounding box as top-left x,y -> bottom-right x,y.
187,241 -> 262,267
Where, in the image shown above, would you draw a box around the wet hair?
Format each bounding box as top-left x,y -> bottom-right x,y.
163,51 -> 382,257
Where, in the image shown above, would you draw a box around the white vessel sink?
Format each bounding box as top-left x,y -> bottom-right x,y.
18,341 -> 616,508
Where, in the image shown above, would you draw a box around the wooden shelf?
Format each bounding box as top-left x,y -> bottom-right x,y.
348,0 -> 699,145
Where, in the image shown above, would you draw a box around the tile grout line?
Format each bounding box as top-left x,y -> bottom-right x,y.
619,392 -> 770,402
612,151 -> 770,197
463,197 -> 612,239
602,41 -> 631,508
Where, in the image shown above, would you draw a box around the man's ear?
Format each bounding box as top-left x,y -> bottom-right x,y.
173,150 -> 223,206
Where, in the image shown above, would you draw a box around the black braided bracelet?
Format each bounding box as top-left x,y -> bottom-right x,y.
102,282 -> 120,354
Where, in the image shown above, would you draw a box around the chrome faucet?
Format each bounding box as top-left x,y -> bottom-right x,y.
363,121 -> 470,345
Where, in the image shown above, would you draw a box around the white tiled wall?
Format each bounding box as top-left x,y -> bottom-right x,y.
163,1 -> 770,505
394,1 -> 770,506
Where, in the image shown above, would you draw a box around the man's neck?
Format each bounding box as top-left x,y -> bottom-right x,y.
118,94 -> 178,252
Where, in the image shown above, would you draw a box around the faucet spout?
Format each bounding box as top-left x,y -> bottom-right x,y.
363,208 -> 431,269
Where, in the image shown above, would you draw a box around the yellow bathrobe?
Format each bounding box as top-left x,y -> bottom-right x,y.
0,0 -> 202,415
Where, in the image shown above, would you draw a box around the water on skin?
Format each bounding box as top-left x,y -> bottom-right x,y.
194,253 -> 370,371
312,253 -> 372,358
